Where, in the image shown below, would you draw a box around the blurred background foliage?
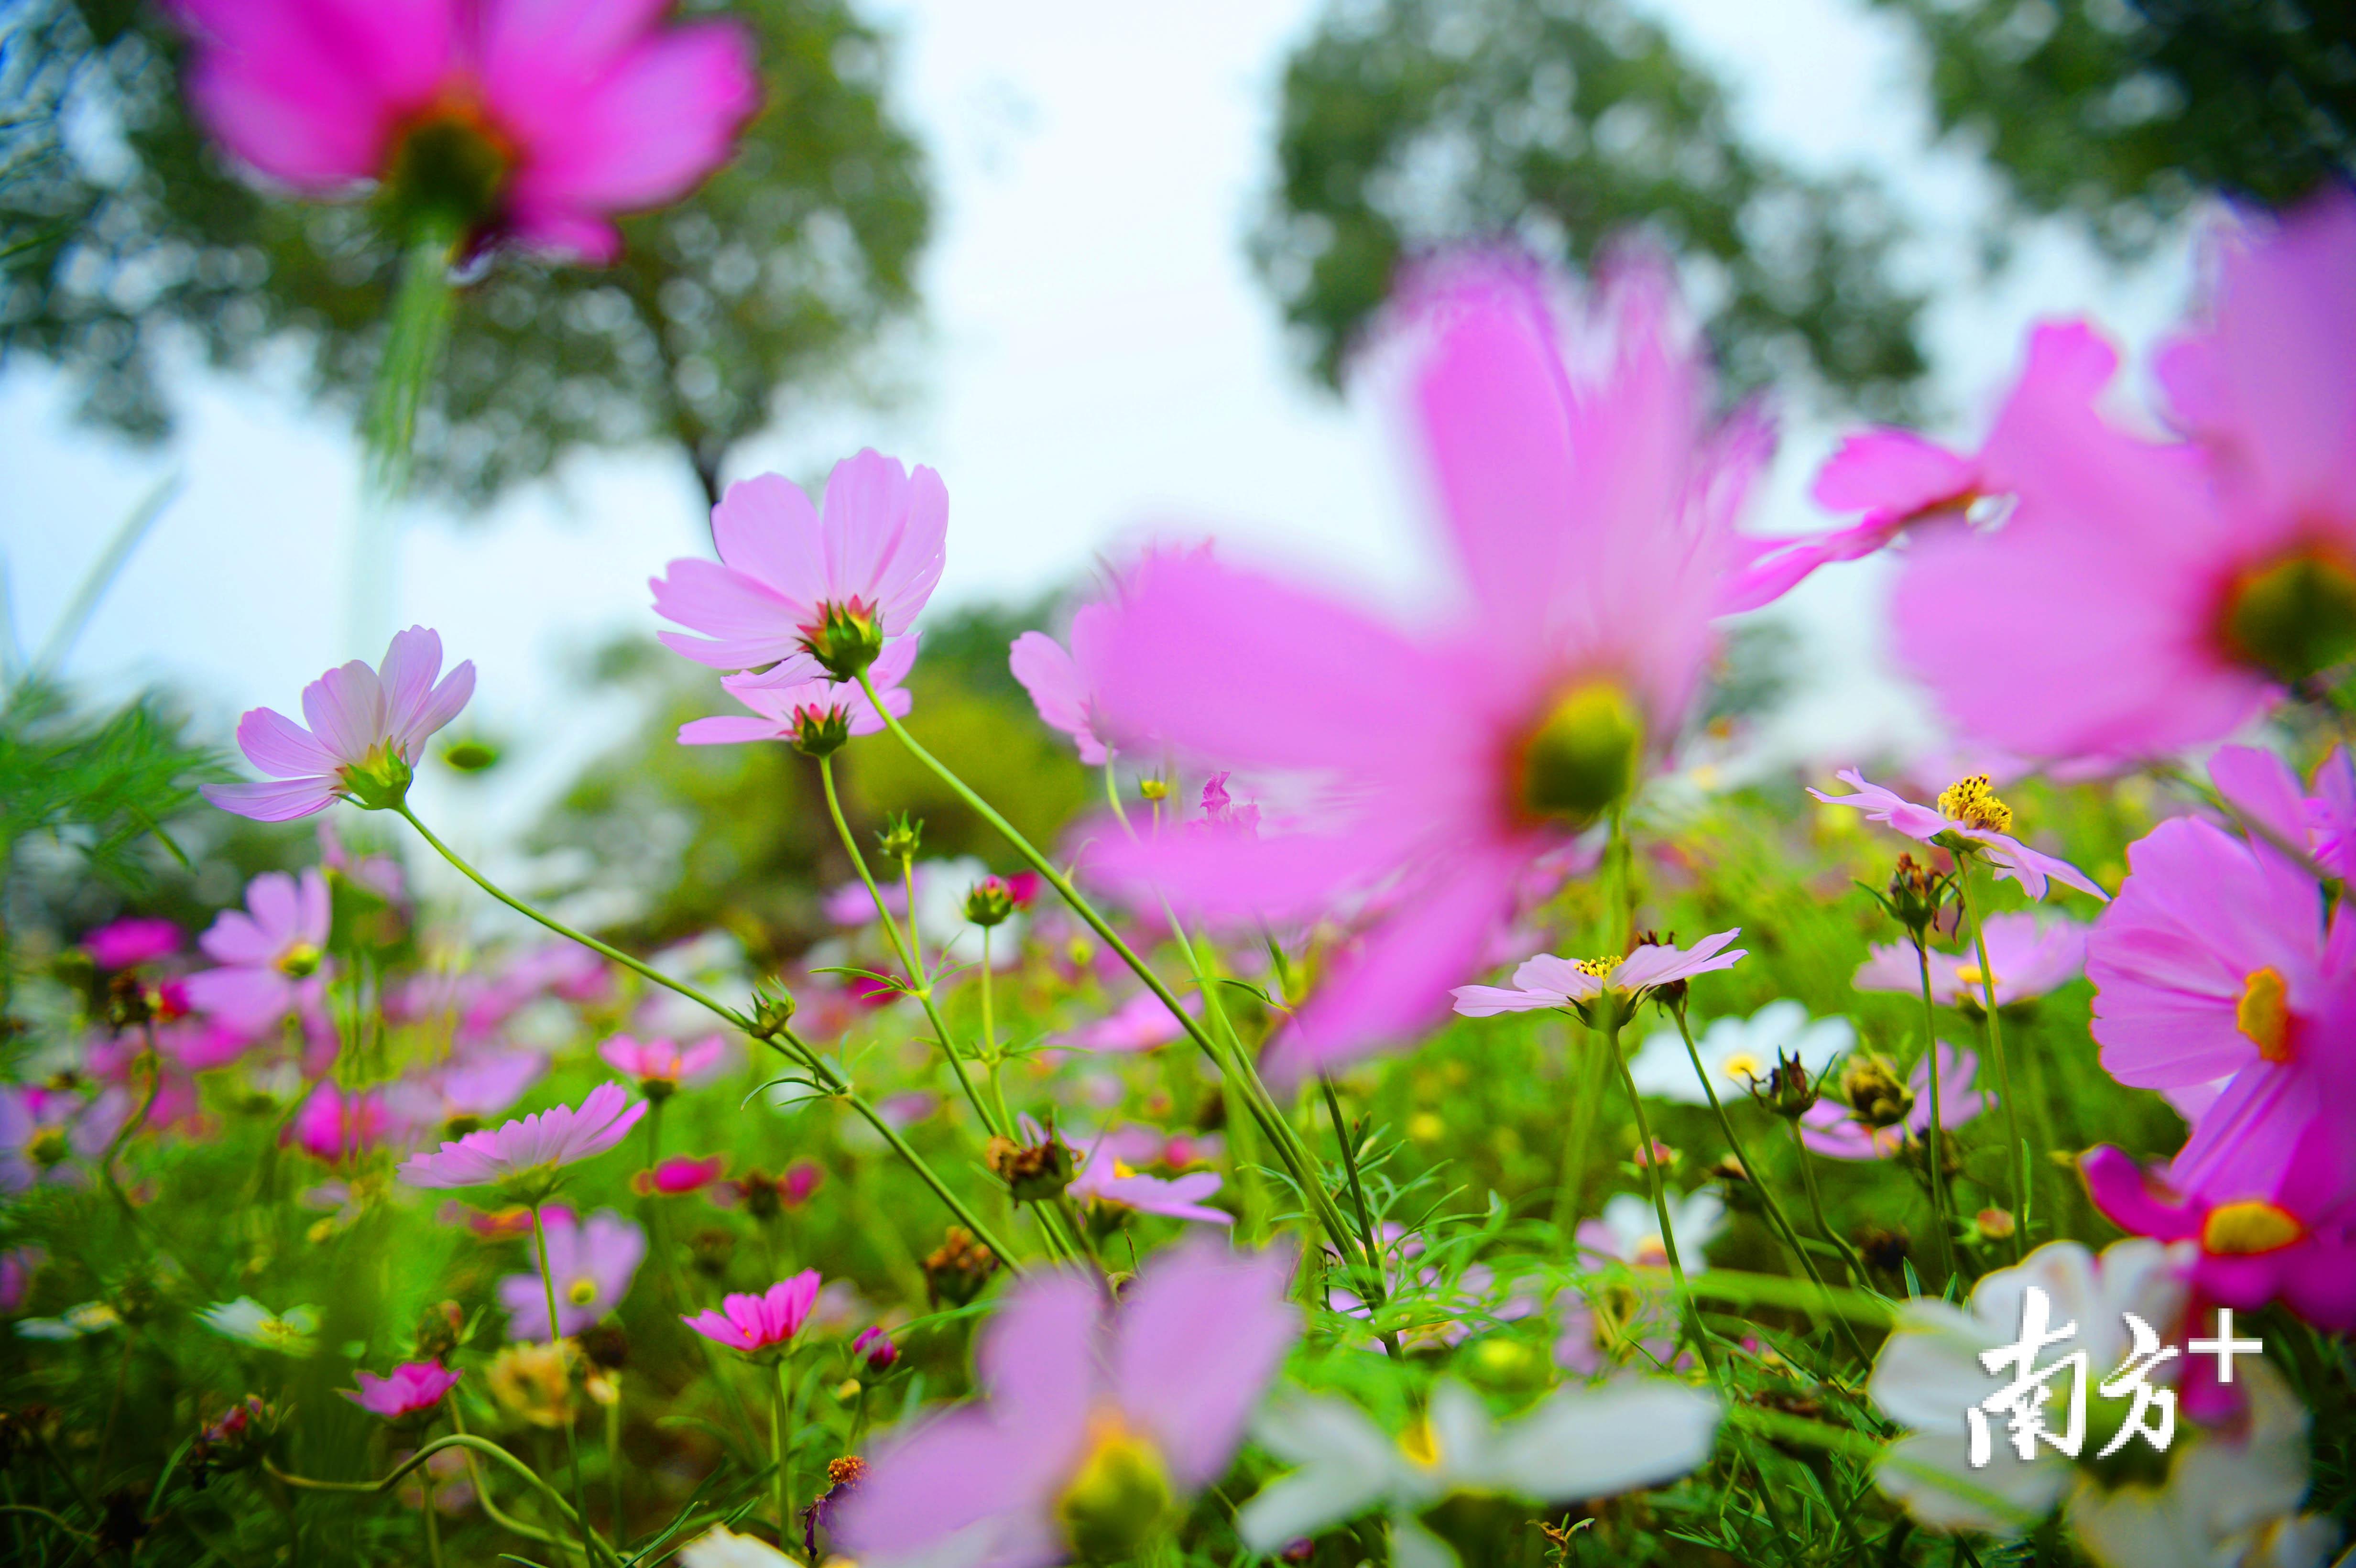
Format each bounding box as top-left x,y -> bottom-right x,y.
0,0 -> 931,508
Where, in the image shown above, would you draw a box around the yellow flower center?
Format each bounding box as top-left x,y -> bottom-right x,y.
2219,547 -> 2356,684
1720,1052 -> 1765,1085
276,942 -> 322,979
1936,774 -> 2013,835
1111,1159 -> 1139,1179
1055,1411 -> 1174,1560
25,1126 -> 69,1168
1633,1234 -> 1669,1268
1513,680 -> 1645,828
1572,956 -> 1620,981
2236,967 -> 2292,1063
2201,1199 -> 2303,1256
566,1277 -> 600,1308
1952,963 -> 1998,990
1397,1416 -> 1442,1470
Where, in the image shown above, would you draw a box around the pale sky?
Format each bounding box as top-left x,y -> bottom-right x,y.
0,0 -> 2198,851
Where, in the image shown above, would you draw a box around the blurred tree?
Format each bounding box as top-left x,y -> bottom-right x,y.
1255,0 -> 1928,413
1875,0 -> 2356,254
0,0 -> 930,508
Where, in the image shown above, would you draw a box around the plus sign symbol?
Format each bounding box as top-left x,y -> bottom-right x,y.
2187,1307 -> 2266,1382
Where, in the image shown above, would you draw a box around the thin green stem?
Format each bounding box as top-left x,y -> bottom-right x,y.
980,927 -> 1012,1131
531,1204 -> 593,1558
603,1386 -> 623,1543
1784,1117 -> 1871,1282
1318,1077 -> 1402,1359
903,859 -> 925,979
770,1356 -> 793,1539
1603,1007 -> 1721,1384
1550,1018 -> 1606,1233
1952,869 -> 2029,1262
1913,936 -> 1962,1286
268,1433 -> 611,1563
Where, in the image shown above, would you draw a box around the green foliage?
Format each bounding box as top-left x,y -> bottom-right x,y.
0,0 -> 931,505
0,678 -> 217,897
1255,0 -> 1928,412
1876,0 -> 2356,254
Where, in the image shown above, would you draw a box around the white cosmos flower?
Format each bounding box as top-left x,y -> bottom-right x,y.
1577,1189 -> 1725,1272
676,1525 -> 803,1568
1238,1378 -> 1720,1568
1627,999 -> 1853,1105
199,1297 -> 320,1356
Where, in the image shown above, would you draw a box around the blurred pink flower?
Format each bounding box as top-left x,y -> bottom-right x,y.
0,1088 -> 125,1192
854,1324 -> 898,1372
836,1239 -> 1297,1563
343,1361 -> 462,1420
1093,256 -> 1767,1083
1808,770 -> 2105,902
291,1081 -> 411,1164
1801,1041 -> 1985,1160
1452,930 -> 1745,1017
182,871 -> 332,1034
396,1082 -> 646,1194
1010,604 -> 1117,764
1067,1150 -> 1230,1226
676,634 -> 918,748
651,453 -> 947,681
0,1246 -> 43,1313
631,1154 -> 726,1197
204,628 -> 475,821
682,1270 -> 821,1355
1853,913 -> 2088,1008
1055,989 -> 1199,1054
318,820 -> 406,904
167,0 -> 758,263
82,917 -> 181,971
597,1033 -> 728,1091
499,1208 -> 645,1340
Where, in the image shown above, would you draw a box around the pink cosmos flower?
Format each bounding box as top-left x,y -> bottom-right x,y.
1054,989 -> 1200,1055
650,453 -> 948,682
291,1081 -> 412,1164
2081,1144 -> 2356,1336
1451,931 -> 1745,1017
168,0 -> 758,264
676,634 -> 918,748
2086,795 -> 2356,1213
205,628 -> 476,822
836,1239 -> 1298,1564
83,917 -> 181,971
682,1270 -> 821,1355
1891,190 -> 2356,761
631,1154 -> 726,1197
182,871 -> 333,1034
1853,912 -> 2088,1008
1010,604 -> 1118,764
1801,1041 -> 1985,1160
395,1082 -> 647,1192
499,1208 -> 646,1340
1067,1149 -> 1231,1226
855,1325 -> 898,1372
2209,743 -> 2356,882
1807,770 -> 2105,902
0,1247 -> 43,1313
0,1087 -> 127,1192
1092,256 -> 1766,1083
597,1034 -> 728,1091
343,1361 -> 463,1420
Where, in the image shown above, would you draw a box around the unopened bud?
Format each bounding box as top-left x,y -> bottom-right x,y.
414,1300 -> 465,1359
985,1133 -> 1077,1203
853,1325 -> 898,1373
923,1228 -> 998,1308
875,811 -> 922,866
1973,1207 -> 2016,1244
964,877 -> 1018,928
801,599 -> 886,682
788,704 -> 852,758
1839,1054 -> 1914,1129
751,981 -> 797,1038
1756,1051 -> 1822,1120
1137,778 -> 1170,802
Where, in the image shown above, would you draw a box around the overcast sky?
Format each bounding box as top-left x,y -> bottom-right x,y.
0,0 -> 2198,847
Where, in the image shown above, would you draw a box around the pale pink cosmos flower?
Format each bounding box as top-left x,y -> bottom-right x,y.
395,1082 -> 646,1193
82,917 -> 181,971
342,1360 -> 462,1420
499,1208 -> 646,1340
167,0 -> 758,264
1801,1041 -> 1985,1160
1853,913 -> 2088,1008
682,1270 -> 821,1355
1808,770 -> 2105,902
0,1087 -> 127,1192
675,634 -> 919,748
1053,989 -> 1200,1055
182,870 -> 333,1034
1892,190 -> 2356,761
836,1239 -> 1298,1565
1093,255 -> 1767,1083
204,628 -> 476,822
650,453 -> 947,682
1010,603 -> 1118,764
1451,931 -> 1745,1017
1067,1149 -> 1231,1226
597,1034 -> 728,1092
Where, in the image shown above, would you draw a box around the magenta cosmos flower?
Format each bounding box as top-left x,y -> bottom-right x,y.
168,0 -> 757,263
182,870 -> 331,1034
82,917 -> 181,971
291,1081 -> 412,1164
1888,190 -> 2356,761
499,1207 -> 646,1339
631,1153 -> 726,1197
1853,912 -> 2088,1008
1011,603 -> 1118,765
204,627 -> 475,822
342,1360 -> 463,1420
835,1239 -> 1297,1565
682,1270 -> 821,1355
651,453 -> 947,684
1801,1041 -> 1985,1161
2081,1144 -> 2356,1335
396,1081 -> 646,1196
597,1033 -> 727,1093
1809,770 -> 2105,902
675,633 -> 919,752
1092,256 -> 1767,1082
1451,930 -> 1745,1018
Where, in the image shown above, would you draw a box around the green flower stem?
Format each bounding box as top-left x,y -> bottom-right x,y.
1913,935 -> 1963,1285
530,1202 -> 593,1557
980,926 -> 1013,1132
603,1385 -> 624,1546
770,1355 -> 795,1540
268,1433 -> 610,1565
1667,1008 -> 1871,1364
364,221 -> 462,496
1603,1007 -> 1722,1385
1550,1018 -> 1607,1232
1952,868 -> 2029,1262
861,672 -> 1366,1270
1783,1118 -> 1871,1282
1318,1076 -> 1402,1359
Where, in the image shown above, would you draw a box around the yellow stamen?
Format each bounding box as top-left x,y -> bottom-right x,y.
2202,1200 -> 2302,1256
1397,1416 -> 1441,1469
1952,963 -> 1998,990
1111,1159 -> 1138,1179
1633,1235 -> 1669,1267
1936,774 -> 2014,835
1572,956 -> 1620,981
2237,967 -> 2292,1063
1720,1051 -> 1764,1084
566,1277 -> 599,1307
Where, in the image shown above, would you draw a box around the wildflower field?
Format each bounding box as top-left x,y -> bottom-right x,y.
6,4 -> 2356,1568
